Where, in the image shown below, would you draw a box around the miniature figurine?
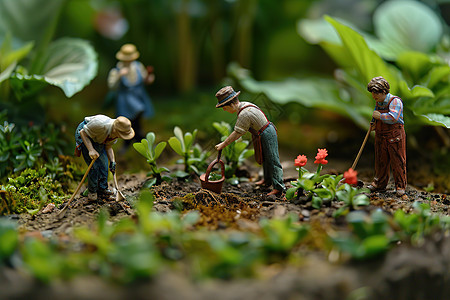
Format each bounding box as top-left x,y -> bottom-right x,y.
75,115 -> 135,201
214,86 -> 285,196
107,43 -> 154,152
367,76 -> 407,197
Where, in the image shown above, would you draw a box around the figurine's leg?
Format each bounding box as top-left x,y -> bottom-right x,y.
373,135 -> 389,190
80,144 -> 99,194
261,125 -> 285,193
96,148 -> 109,191
389,129 -> 407,191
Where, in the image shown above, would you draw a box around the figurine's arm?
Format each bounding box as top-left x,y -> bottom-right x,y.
215,130 -> 244,151
107,68 -> 120,89
380,98 -> 403,124
79,129 -> 99,159
105,144 -> 115,167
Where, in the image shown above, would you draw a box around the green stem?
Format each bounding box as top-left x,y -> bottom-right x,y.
316,164 -> 322,175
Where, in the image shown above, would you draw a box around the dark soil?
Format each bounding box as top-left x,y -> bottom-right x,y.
7,160 -> 450,300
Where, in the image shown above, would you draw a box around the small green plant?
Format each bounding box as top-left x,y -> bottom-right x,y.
333,184 -> 370,218
133,132 -> 170,187
212,121 -> 254,179
0,218 -> 18,265
331,210 -> 392,260
168,126 -> 199,177
259,213 -> 309,258
393,201 -> 450,245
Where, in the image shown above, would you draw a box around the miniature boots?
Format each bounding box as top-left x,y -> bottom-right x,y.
396,189 -> 406,197
87,192 -> 98,201
98,189 -> 115,200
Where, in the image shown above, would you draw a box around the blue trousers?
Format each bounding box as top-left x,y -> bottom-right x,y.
75,121 -> 109,193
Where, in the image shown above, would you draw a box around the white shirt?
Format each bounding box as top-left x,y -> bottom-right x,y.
83,115 -> 117,145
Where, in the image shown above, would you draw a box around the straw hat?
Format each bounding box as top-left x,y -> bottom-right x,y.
116,44 -> 140,61
113,116 -> 135,140
215,86 -> 241,108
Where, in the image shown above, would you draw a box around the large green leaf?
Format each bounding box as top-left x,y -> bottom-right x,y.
418,113 -> 450,128
373,0 -> 442,55
0,0 -> 66,44
10,38 -> 98,98
325,16 -> 396,91
154,142 -> 167,160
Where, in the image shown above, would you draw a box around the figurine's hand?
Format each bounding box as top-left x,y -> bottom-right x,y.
89,150 -> 99,160
119,67 -> 129,76
109,161 -> 116,174
215,143 -> 225,151
372,111 -> 381,120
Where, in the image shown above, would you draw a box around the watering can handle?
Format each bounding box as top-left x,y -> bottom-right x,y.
217,149 -> 222,161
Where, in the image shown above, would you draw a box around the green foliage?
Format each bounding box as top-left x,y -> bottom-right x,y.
260,213 -> 309,257
393,201 -> 450,245
331,203 -> 450,260
1,168 -> 65,215
333,184 -> 370,218
168,126 -> 205,176
0,113 -> 68,178
0,0 -> 97,100
231,1 -> 450,134
212,121 -> 254,179
0,218 -> 18,265
133,132 -> 170,187
331,210 -> 393,260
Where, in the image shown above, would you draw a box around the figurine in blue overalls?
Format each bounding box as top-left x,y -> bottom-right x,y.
107,44 -> 154,151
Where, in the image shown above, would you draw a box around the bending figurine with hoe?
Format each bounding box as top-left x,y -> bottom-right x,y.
75,115 -> 135,201
367,76 -> 407,197
214,86 -> 285,196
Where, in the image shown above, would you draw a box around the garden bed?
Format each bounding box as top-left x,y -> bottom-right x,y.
9,162 -> 449,300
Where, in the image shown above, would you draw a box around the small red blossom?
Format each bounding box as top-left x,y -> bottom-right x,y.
343,168 -> 358,185
314,148 -> 328,165
294,155 -> 307,167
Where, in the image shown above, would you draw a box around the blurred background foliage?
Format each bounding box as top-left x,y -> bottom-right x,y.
0,0 -> 449,190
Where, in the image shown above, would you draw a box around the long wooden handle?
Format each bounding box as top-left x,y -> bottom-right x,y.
351,127 -> 372,170
58,158 -> 96,215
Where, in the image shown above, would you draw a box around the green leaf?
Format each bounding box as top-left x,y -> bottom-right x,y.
133,142 -> 149,160
285,187 -> 298,200
154,142 -> 166,160
325,16 -> 396,90
145,132 -> 155,147
173,126 -> 185,152
168,137 -> 184,156
418,113 -> 450,128
373,0 -> 442,55
10,38 -> 98,98
396,52 -> 433,81
0,0 -> 66,43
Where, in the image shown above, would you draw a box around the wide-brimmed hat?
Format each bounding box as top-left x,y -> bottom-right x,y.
116,44 -> 140,61
215,86 -> 241,108
113,116 -> 135,140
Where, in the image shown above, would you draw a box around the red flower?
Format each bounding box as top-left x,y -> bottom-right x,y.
294,155 -> 307,167
343,168 -> 358,185
314,148 -> 328,165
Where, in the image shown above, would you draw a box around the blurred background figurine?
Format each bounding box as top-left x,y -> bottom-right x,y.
75,115 -> 135,201
367,77 -> 407,197
107,43 -> 155,153
214,86 -> 285,196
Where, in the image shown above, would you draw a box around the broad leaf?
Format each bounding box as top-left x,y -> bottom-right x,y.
168,137 -> 184,156
154,142 -> 167,160
10,38 -> 98,98
374,0 -> 442,55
